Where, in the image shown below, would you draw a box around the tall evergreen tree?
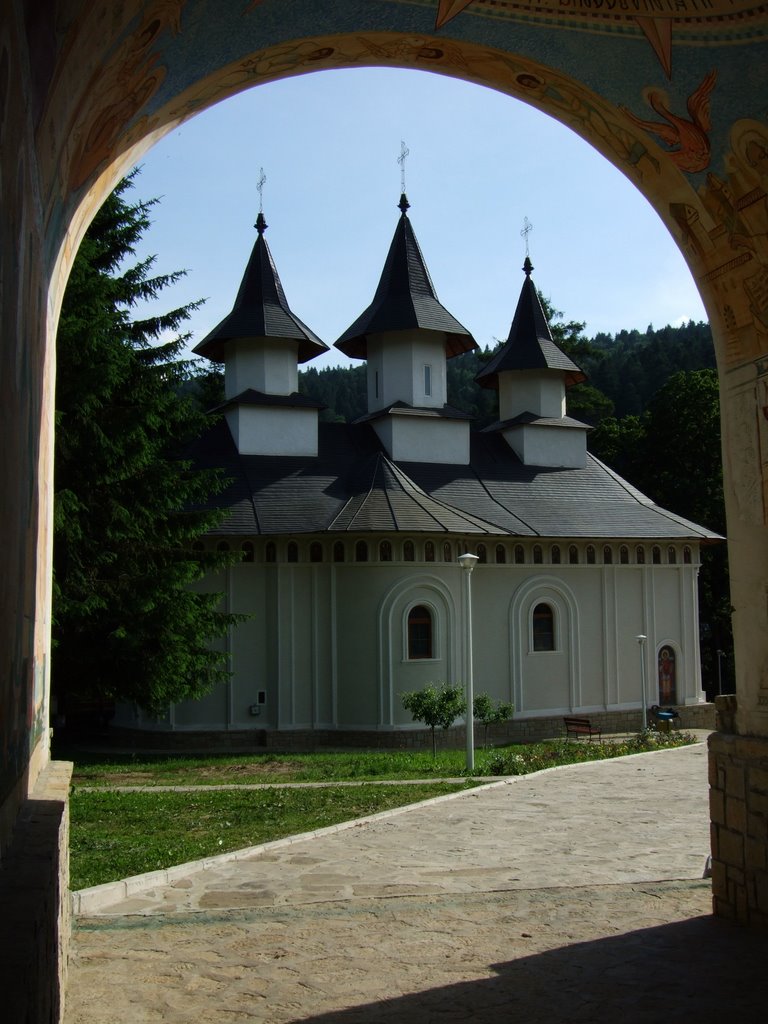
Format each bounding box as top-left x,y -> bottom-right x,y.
53,175 -> 239,716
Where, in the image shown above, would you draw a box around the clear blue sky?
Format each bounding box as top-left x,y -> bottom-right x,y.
131,66 -> 707,370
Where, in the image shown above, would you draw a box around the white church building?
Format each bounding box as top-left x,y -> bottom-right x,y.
114,195 -> 719,742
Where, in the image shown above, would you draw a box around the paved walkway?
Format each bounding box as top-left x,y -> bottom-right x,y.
64,742 -> 768,1022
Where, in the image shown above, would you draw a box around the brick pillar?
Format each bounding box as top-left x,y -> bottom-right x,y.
709,697 -> 768,927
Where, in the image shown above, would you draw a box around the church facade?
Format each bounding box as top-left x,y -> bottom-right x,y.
114,197 -> 718,737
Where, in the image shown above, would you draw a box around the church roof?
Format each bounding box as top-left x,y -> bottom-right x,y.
334,195 -> 477,360
188,420 -> 721,542
193,212 -> 328,364
476,257 -> 586,390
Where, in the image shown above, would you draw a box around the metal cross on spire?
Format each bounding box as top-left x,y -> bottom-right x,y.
257,167 -> 267,213
398,140 -> 410,194
520,216 -> 533,257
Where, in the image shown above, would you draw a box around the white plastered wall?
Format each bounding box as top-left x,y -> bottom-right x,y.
226,405 -> 318,456
224,337 -> 299,398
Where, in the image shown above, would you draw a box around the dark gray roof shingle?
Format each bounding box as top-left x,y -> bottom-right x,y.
188,420 -> 721,542
476,258 -> 586,390
335,195 -> 477,360
193,213 -> 328,364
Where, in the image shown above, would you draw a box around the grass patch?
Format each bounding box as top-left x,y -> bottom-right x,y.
69,782 -> 477,889
64,731 -> 697,787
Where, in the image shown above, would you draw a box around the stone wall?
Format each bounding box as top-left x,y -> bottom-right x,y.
0,761 -> 73,1024
709,709 -> 768,927
109,703 -> 715,752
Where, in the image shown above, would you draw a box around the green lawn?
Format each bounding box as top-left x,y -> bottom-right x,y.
69,782 -> 477,890
65,731 -> 696,787
67,731 -> 698,890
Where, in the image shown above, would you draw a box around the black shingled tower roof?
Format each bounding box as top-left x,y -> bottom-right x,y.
476,257 -> 586,390
335,194 -> 477,360
194,212 -> 328,364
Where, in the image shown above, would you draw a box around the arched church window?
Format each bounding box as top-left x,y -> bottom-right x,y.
514,544 -> 525,564
310,542 -> 323,563
668,546 -> 677,564
533,545 -> 543,564
495,544 -> 506,565
407,605 -> 433,660
586,545 -> 596,564
217,541 -> 230,553
619,545 -> 629,564
477,544 -> 487,564
265,541 -> 276,563
652,546 -> 661,564
603,546 -> 613,564
287,541 -> 299,563
425,541 -> 435,562
683,546 -> 692,564
568,545 -> 578,565
403,540 -> 415,562
355,540 -> 368,562
241,541 -> 255,563
333,541 -> 345,563
636,545 -> 645,564
551,545 -> 561,564
379,540 -> 392,562
443,542 -> 452,562
532,603 -> 555,652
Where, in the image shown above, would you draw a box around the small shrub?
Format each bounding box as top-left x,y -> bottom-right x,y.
473,693 -> 514,748
401,683 -> 467,757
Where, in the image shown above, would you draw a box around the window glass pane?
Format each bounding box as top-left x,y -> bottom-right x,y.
287,541 -> 299,563
310,542 -> 322,563
532,603 -> 555,651
425,541 -> 435,562
333,541 -> 345,563
496,544 -> 506,564
356,540 -> 368,562
242,542 -> 255,563
403,540 -> 415,562
568,545 -> 578,564
379,540 -> 392,562
514,544 -> 525,564
408,605 -> 433,659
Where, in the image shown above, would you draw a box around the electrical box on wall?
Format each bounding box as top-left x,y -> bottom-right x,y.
248,691 -> 267,716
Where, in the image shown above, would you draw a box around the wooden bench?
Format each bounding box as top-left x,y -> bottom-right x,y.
563,716 -> 602,741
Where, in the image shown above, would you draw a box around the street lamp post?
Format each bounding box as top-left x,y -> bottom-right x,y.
458,553 -> 479,772
636,634 -> 648,733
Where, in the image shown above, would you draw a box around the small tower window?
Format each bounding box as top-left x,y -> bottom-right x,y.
333,541 -> 345,563
379,540 -> 392,562
477,544 -> 487,564
568,545 -> 578,565
241,541 -> 255,563
514,544 -> 525,564
375,369 -> 380,399
355,540 -> 368,563
619,545 -> 629,565
586,545 -> 596,564
652,545 -> 661,564
496,544 -> 506,565
533,545 -> 543,565
425,541 -> 435,562
636,545 -> 645,564
683,546 -> 692,564
443,541 -> 452,562
532,603 -> 555,652
265,541 -> 276,563
408,605 -> 433,660
404,540 -> 415,562
310,542 -> 323,563
603,546 -> 613,564
551,545 -> 561,565
668,546 -> 677,564
424,364 -> 432,397
287,541 -> 299,563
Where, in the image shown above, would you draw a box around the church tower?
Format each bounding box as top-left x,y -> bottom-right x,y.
476,256 -> 589,468
194,209 -> 328,456
335,194 -> 477,464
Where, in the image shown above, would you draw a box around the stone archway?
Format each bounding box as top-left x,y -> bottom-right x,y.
3,5 -> 768,1011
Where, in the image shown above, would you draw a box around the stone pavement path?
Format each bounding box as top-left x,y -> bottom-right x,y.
64,743 -> 768,1023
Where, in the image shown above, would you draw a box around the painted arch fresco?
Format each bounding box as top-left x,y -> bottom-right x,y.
2,0 -> 768,921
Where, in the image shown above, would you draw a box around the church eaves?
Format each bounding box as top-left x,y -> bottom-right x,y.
193,211 -> 328,364
335,194 -> 477,360
476,257 -> 586,390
